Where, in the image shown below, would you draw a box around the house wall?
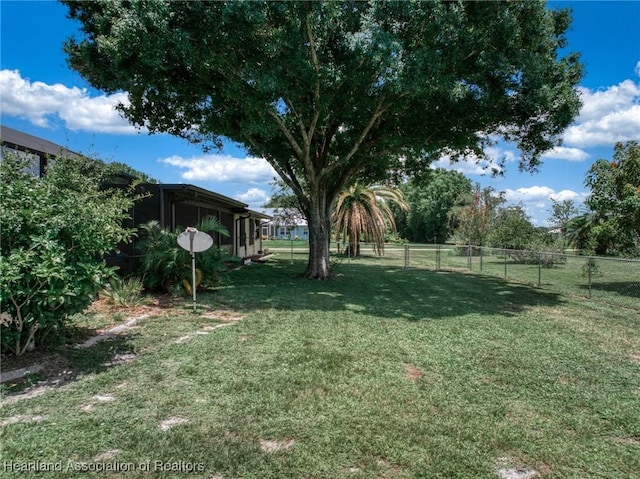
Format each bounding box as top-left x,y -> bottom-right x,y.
3,126 -> 271,275
235,216 -> 265,258
0,145 -> 43,176
272,225 -> 309,240
112,185 -> 251,274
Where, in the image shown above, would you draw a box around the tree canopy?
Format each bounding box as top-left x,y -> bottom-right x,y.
63,0 -> 583,278
451,186 -> 506,246
583,141 -> 640,256
396,169 -> 472,243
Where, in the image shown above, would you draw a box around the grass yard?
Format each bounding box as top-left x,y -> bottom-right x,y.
1,257 -> 639,478
265,242 -> 640,311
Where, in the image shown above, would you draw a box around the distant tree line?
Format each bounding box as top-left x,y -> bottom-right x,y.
394,141 -> 640,258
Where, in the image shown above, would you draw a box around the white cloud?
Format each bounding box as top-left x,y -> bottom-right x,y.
635,61 -> 640,77
505,186 -> 555,203
235,188 -> 271,208
564,79 -> 640,147
431,146 -> 513,176
503,186 -> 589,226
161,154 -> 276,184
505,186 -> 589,204
541,146 -> 589,162
550,189 -> 588,202
0,69 -> 137,134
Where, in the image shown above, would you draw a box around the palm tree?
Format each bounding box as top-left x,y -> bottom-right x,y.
565,212 -> 599,253
332,183 -> 409,256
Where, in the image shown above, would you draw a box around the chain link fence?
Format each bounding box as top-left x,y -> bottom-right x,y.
328,243 -> 640,310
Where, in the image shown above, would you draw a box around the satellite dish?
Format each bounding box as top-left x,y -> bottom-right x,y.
177,227 -> 214,253
176,227 -> 214,313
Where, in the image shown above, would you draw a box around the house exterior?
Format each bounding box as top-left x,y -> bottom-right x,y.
130,183 -> 271,259
258,208 -> 309,240
1,125 -> 271,272
0,125 -> 82,176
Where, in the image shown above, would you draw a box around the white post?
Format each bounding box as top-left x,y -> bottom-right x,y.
177,227 -> 213,314
188,228 -> 197,312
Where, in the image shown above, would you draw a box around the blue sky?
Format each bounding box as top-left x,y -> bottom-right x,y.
2,0 -> 639,225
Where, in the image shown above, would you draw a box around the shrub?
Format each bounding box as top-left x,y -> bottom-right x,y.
508,236 -> 567,267
0,154 -> 135,355
101,276 -> 144,308
136,218 -> 230,295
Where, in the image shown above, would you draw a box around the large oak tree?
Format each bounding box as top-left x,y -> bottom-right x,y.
62,0 -> 582,278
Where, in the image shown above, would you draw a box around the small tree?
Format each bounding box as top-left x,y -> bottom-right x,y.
488,206 -> 537,250
548,199 -> 579,234
0,154 -> 135,355
452,187 -> 505,246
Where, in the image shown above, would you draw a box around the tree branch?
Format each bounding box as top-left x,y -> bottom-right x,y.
283,97 -> 309,147
324,98 -> 389,177
267,110 -> 306,162
305,8 -> 321,151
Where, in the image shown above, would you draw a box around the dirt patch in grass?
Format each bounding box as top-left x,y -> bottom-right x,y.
93,449 -> 120,462
259,438 -> 295,453
160,416 -> 189,431
93,394 -> 116,402
612,436 -> 640,445
103,353 -> 137,367
0,414 -> 44,427
495,455 -> 551,479
376,456 -> 404,474
174,323 -> 238,344
405,364 -> 423,381
497,468 -> 538,479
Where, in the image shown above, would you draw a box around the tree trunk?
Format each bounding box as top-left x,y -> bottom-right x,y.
304,190 -> 333,279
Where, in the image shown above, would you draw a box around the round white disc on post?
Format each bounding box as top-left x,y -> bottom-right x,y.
177,229 -> 214,253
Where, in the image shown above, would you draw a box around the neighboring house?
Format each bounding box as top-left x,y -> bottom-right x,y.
0,125 -> 82,176
1,125 -> 271,272
258,208 -> 309,240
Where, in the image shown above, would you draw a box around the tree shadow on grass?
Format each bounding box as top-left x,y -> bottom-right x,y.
1,335 -> 139,400
212,259 -> 566,321
66,334 -> 139,375
578,281 -> 640,300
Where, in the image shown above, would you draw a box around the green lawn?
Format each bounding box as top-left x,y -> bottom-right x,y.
264,242 -> 640,310
1,257 -> 639,478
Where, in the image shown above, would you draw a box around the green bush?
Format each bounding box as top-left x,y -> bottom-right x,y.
507,234 -> 567,267
101,276 -> 145,307
136,218 -> 230,294
0,154 -> 135,356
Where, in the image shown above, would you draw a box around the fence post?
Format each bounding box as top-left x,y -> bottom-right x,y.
538,252 -> 542,287
436,245 -> 440,271
467,244 -> 472,270
587,256 -> 594,299
479,246 -> 483,273
404,244 -> 409,269
504,249 -> 507,279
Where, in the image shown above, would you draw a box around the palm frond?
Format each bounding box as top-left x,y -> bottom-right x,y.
332,183 -> 408,256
